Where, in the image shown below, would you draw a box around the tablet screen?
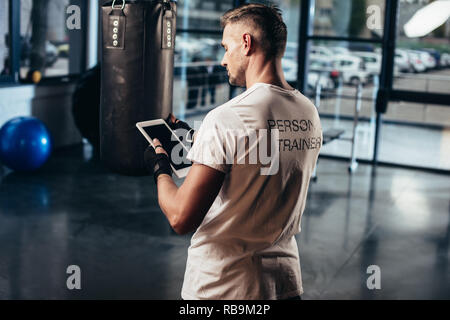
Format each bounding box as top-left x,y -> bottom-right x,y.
142,124 -> 192,171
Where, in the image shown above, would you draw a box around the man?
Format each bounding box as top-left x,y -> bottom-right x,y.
145,4 -> 322,300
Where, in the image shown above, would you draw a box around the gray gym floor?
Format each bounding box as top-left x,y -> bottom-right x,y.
0,143 -> 448,299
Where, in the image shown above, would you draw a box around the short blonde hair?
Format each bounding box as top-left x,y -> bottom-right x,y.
220,3 -> 287,59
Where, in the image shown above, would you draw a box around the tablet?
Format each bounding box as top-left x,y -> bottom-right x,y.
136,119 -> 192,178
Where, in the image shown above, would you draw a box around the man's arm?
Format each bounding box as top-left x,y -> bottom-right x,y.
156,164 -> 225,235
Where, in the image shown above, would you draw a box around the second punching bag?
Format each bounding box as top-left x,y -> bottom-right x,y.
100,0 -> 177,175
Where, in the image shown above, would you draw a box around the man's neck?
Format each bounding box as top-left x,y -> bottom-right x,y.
245,57 -> 294,91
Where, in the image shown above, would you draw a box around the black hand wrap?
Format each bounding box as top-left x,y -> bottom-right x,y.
165,114 -> 195,143
165,114 -> 192,131
144,146 -> 173,184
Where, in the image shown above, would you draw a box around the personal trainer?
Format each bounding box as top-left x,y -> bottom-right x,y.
144,3 -> 322,300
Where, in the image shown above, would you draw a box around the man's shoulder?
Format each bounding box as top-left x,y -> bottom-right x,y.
204,103 -> 240,126
209,85 -> 269,114
205,88 -> 252,119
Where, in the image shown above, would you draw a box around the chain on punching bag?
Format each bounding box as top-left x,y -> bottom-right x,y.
100,0 -> 177,175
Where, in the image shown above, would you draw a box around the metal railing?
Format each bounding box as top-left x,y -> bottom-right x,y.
312,75 -> 379,175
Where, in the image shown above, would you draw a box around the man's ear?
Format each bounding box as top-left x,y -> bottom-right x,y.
242,33 -> 252,56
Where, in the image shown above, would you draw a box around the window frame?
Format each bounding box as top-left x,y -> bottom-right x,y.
0,0 -> 88,86
0,0 -> 20,84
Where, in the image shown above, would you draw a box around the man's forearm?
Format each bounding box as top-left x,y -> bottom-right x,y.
156,174 -> 181,228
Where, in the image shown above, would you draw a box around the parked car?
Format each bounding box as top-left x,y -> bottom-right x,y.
307,71 -> 335,92
422,48 -> 441,69
352,51 -> 381,79
348,43 -> 375,52
309,55 -> 341,88
395,49 -> 413,73
310,45 -> 333,58
440,53 -> 450,68
281,58 -> 334,92
406,50 -> 427,73
410,50 -> 436,70
331,54 -> 370,86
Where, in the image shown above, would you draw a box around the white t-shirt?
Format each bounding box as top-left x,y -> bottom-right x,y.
182,82 -> 322,300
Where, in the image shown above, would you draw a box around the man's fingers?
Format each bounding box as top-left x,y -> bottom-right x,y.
153,138 -> 161,147
152,138 -> 168,156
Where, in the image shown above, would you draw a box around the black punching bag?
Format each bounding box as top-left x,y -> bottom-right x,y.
100,0 -> 177,175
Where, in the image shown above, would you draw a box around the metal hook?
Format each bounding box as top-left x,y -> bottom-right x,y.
162,1 -> 171,11
112,0 -> 125,11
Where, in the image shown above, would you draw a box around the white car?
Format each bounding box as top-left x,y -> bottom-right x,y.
310,45 -> 334,58
440,53 -> 450,67
406,50 -> 427,73
416,50 -> 436,70
307,72 -> 335,91
395,49 -> 413,73
332,54 -> 370,86
281,58 -> 334,91
352,51 -> 381,78
309,55 -> 342,88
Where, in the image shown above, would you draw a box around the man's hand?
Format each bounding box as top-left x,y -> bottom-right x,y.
152,138 -> 168,156
165,113 -> 192,131
144,138 -> 172,184
165,113 -> 195,143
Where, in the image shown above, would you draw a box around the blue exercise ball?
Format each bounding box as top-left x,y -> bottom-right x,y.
0,117 -> 52,172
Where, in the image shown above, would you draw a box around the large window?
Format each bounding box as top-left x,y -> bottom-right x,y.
0,0 -> 10,77
375,0 -> 450,171
1,0 -> 87,84
305,40 -> 380,161
393,0 -> 450,94
19,0 -> 86,79
171,0 -> 450,172
306,39 -> 381,96
173,32 -> 229,117
301,0 -> 385,163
